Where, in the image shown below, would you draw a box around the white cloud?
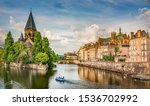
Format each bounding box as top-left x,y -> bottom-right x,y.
42,29 -> 65,42
42,29 -> 83,54
9,16 -> 24,32
138,8 -> 150,19
73,24 -> 110,44
137,8 -> 150,32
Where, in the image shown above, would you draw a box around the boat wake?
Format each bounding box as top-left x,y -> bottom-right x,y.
63,79 -> 102,89
5,80 -> 25,89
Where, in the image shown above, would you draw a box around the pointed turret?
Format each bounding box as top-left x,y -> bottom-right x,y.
25,10 -> 37,41
25,10 -> 36,30
119,27 -> 121,34
18,33 -> 24,41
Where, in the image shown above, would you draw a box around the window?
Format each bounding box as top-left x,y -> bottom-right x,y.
141,40 -> 143,44
145,45 -> 147,50
142,57 -> 143,62
145,52 -> 147,56
145,39 -> 147,44
142,52 -> 144,56
145,57 -> 147,61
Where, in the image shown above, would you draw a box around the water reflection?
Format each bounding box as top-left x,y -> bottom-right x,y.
1,64 -> 150,89
78,66 -> 150,89
0,66 -> 55,89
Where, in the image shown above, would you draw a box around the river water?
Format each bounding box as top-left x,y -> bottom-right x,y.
0,64 -> 150,89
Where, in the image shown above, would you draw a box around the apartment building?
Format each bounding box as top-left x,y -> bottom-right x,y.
128,30 -> 150,62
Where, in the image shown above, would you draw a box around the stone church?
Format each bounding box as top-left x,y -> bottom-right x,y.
18,10 -> 37,49
18,10 -> 37,57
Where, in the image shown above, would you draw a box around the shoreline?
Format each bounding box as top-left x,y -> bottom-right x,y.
2,62 -> 48,71
58,60 -> 150,81
78,61 -> 150,80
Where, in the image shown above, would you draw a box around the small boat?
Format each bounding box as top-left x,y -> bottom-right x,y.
55,77 -> 65,82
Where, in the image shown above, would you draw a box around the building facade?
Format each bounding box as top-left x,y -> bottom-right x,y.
18,10 -> 37,57
64,52 -> 78,60
18,10 -> 37,49
128,30 -> 150,62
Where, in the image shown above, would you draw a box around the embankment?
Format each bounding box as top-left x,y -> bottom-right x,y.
78,61 -> 150,80
3,62 -> 48,70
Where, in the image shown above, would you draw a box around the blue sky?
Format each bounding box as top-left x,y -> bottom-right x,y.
0,0 -> 150,54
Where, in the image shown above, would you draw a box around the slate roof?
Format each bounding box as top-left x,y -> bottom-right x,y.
25,11 -> 37,30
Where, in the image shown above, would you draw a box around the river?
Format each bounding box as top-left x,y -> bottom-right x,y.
0,64 -> 150,89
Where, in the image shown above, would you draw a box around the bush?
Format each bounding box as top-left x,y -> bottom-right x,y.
102,55 -> 114,61
35,52 -> 49,64
119,58 -> 125,62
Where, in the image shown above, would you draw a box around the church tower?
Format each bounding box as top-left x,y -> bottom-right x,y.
25,10 -> 37,41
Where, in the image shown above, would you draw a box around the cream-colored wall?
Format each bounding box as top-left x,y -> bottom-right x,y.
129,37 -> 150,62
88,48 -> 96,61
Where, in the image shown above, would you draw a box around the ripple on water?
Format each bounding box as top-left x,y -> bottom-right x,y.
0,79 -> 4,89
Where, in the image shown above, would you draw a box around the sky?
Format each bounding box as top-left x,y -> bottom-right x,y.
0,0 -> 150,54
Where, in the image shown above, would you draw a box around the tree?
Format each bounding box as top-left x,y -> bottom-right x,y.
114,46 -> 119,56
35,52 -> 49,64
42,37 -> 55,67
13,41 -> 29,63
3,32 -> 14,63
102,55 -> 114,61
32,32 -> 42,62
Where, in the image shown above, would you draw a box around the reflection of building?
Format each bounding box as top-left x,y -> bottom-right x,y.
128,30 -> 150,62
64,52 -> 78,60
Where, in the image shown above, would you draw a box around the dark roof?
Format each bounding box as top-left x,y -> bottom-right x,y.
18,33 -> 24,41
25,11 -> 36,30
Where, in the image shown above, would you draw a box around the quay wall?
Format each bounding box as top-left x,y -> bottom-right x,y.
8,62 -> 48,70
78,61 -> 150,75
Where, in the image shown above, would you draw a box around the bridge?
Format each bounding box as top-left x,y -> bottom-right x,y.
58,60 -> 80,64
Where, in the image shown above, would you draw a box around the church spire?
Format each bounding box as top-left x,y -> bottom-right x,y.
25,10 -> 36,30
119,27 -> 121,33
25,10 -> 37,41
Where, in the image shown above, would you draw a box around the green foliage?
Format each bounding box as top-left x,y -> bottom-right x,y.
35,52 -> 49,64
42,37 -> 58,67
13,41 -> 29,63
114,46 -> 119,56
32,32 -> 42,61
3,31 -> 56,67
7,46 -> 15,62
119,58 -> 125,62
102,55 -> 114,61
99,37 -> 111,43
0,46 -> 3,50
57,55 -> 64,60
3,32 -> 14,63
0,50 -> 4,63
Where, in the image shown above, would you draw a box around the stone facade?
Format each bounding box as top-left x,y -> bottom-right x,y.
79,61 -> 150,75
128,30 -> 150,62
78,29 -> 149,63
9,62 -> 48,70
64,51 -> 78,60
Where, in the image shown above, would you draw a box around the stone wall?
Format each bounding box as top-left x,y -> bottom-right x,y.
79,61 -> 150,75
9,62 -> 48,70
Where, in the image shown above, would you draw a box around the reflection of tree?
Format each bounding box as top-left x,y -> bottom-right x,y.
31,69 -> 55,89
0,67 -> 56,89
3,67 -> 12,89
